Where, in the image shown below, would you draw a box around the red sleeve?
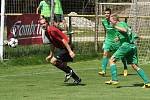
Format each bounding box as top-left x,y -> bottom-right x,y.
48,26 -> 69,42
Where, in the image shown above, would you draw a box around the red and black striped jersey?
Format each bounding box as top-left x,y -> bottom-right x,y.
46,26 -> 69,48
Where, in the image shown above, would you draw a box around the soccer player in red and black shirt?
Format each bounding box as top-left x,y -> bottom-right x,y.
39,18 -> 81,85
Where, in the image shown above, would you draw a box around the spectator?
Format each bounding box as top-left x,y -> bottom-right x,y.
36,0 -> 51,21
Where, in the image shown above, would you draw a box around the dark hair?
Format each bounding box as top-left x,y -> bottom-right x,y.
105,8 -> 111,14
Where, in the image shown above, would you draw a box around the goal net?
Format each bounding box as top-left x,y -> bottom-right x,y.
129,0 -> 150,64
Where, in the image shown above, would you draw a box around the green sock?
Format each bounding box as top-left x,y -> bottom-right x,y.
110,64 -> 118,81
137,68 -> 149,84
101,56 -> 108,72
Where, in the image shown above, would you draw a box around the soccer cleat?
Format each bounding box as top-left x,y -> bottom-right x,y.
105,80 -> 119,85
64,70 -> 73,82
98,71 -> 106,76
142,83 -> 150,88
123,69 -> 128,77
74,78 -> 82,85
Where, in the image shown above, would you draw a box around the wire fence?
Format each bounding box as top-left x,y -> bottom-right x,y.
97,0 -> 150,63
1,0 -> 98,60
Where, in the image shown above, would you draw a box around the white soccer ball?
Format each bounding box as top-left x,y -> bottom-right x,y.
8,38 -> 18,48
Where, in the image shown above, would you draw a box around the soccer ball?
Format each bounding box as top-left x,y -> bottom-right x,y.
8,38 -> 18,48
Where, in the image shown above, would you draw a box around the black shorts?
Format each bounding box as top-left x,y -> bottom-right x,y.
54,48 -> 73,62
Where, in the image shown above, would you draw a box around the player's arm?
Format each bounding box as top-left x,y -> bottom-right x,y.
46,44 -> 55,62
110,15 -> 127,33
52,29 -> 75,58
36,1 -> 42,14
62,39 -> 75,58
36,6 -> 40,14
114,25 -> 127,33
36,3 -> 42,14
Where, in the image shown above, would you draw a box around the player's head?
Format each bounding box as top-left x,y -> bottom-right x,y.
38,18 -> 48,29
104,8 -> 111,19
110,14 -> 119,25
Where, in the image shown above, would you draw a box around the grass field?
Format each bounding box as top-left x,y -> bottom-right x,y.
0,59 -> 150,100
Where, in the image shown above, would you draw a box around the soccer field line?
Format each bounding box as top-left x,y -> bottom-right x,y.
0,67 -> 97,79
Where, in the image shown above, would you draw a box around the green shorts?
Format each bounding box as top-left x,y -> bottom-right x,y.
54,48 -> 73,62
103,41 -> 121,52
54,14 -> 64,22
112,42 -> 138,64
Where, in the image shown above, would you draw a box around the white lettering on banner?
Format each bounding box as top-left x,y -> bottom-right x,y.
10,21 -> 42,37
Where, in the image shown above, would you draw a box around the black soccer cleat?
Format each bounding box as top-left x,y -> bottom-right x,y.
74,78 -> 82,85
64,70 -> 73,82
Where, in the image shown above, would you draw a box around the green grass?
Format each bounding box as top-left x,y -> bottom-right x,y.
4,41 -> 100,59
0,59 -> 150,100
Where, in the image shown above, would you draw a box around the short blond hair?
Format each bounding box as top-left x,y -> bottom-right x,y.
110,14 -> 119,21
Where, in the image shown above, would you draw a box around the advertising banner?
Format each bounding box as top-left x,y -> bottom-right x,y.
7,14 -> 44,45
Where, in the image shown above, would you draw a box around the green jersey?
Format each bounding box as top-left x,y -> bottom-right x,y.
115,22 -> 130,44
39,0 -> 51,17
127,28 -> 139,44
102,18 -> 121,52
116,21 -> 139,44
102,18 -> 118,42
54,0 -> 63,15
112,21 -> 140,64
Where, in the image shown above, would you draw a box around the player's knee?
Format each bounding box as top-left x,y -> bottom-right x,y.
109,57 -> 115,64
109,59 -> 113,64
131,64 -> 139,70
50,57 -> 57,65
50,60 -> 56,65
103,51 -> 109,56
54,60 -> 64,67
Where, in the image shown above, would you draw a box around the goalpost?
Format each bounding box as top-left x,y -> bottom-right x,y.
50,0 -> 54,25
0,0 -> 5,61
97,0 -> 150,64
